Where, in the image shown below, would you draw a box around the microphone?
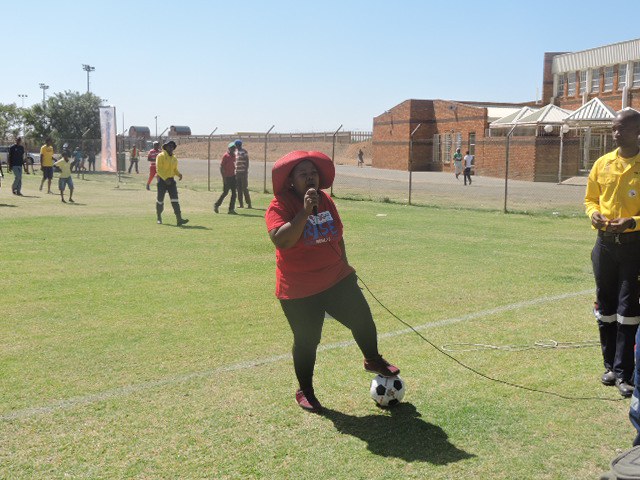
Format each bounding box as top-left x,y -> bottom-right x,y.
307,187 -> 318,216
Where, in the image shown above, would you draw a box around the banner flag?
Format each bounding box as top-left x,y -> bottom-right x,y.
99,106 -> 117,172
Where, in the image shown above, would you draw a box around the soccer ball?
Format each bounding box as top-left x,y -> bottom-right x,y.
370,375 -> 406,407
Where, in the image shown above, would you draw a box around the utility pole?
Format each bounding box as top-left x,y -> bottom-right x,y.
155,116 -> 158,138
82,64 -> 95,93
39,83 -> 49,107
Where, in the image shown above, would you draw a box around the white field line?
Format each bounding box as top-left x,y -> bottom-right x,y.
1,289 -> 593,422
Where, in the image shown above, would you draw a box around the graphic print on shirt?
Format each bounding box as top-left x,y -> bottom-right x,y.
303,210 -> 339,245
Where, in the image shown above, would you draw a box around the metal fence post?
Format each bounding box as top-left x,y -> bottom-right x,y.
409,124 -> 422,205
330,124 -> 343,197
504,125 -> 517,213
207,127 -> 218,192
263,125 -> 274,193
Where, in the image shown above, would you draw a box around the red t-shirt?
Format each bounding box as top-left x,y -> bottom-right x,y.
221,152 -> 236,177
265,190 -> 354,300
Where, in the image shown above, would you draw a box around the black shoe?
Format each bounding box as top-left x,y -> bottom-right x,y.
616,378 -> 634,397
228,210 -> 238,215
601,370 -> 616,386
214,204 -> 219,213
177,218 -> 189,226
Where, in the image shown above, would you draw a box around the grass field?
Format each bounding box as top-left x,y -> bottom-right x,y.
0,171 -> 631,479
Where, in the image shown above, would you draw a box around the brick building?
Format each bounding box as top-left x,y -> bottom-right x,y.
373,38 -> 640,182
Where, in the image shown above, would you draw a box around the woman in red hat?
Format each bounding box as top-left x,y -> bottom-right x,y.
265,151 -> 400,413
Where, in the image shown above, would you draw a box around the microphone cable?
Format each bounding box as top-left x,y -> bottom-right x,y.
308,198 -> 626,403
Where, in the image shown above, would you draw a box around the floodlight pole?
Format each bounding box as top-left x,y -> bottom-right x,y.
82,64 -> 95,93
330,124 -> 343,197
39,83 -> 49,107
504,124 -> 517,214
207,127 -> 218,191
409,124 -> 422,205
263,125 -> 274,193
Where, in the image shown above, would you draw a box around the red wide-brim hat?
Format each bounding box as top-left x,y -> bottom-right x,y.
271,151 -> 335,195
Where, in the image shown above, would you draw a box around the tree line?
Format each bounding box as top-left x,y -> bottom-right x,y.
1,91 -> 102,149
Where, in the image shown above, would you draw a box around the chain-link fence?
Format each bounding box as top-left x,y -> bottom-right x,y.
10,134 -> 590,216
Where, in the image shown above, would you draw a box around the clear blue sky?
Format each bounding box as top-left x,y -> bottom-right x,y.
6,0 -> 638,135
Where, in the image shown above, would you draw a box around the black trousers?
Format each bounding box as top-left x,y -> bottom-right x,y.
156,177 -> 182,220
236,172 -> 251,207
280,272 -> 378,390
463,167 -> 472,185
592,236 -> 640,381
128,159 -> 139,173
215,176 -> 236,211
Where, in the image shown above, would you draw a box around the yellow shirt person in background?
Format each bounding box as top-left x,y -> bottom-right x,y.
154,140 -> 188,226
39,137 -> 55,193
584,109 -> 640,404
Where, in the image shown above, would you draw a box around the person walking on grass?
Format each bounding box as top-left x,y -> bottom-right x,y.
54,151 -> 74,203
72,146 -> 84,172
155,140 -> 188,226
586,109 -> 640,403
214,143 -> 237,214
146,141 -> 161,190
8,136 -> 25,196
453,147 -> 463,180
265,150 -> 400,413
234,139 -> 252,209
128,144 -> 140,174
463,150 -> 474,186
39,137 -> 55,194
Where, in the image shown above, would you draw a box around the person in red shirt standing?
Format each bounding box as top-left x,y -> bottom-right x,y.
146,141 -> 161,190
214,143 -> 238,214
265,151 -> 400,413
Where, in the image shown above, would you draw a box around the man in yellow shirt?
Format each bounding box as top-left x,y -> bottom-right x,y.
39,137 -> 55,194
155,140 -> 188,226
585,109 -> 640,401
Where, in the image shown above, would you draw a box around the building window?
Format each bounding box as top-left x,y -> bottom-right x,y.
592,68 -> 601,93
633,62 -> 640,88
433,134 -> 441,163
557,74 -> 565,96
579,71 -> 587,94
604,66 -> 614,92
468,132 -> 476,156
567,72 -> 576,96
619,64 -> 627,90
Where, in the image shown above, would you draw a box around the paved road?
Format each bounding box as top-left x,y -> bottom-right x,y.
179,158 -> 586,213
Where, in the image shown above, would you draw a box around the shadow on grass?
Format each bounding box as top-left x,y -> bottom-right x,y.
0,203 -> 17,207
321,403 -> 474,464
160,223 -> 211,230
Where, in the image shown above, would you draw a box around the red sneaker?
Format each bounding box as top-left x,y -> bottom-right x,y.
295,388 -> 323,413
364,354 -> 400,377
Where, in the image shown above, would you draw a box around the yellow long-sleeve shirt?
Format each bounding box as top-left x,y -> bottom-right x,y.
155,151 -> 181,180
585,148 -> 640,232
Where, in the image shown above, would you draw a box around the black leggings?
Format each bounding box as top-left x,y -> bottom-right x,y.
280,272 -> 379,389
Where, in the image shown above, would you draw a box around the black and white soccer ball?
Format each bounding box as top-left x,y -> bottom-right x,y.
370,375 -> 406,407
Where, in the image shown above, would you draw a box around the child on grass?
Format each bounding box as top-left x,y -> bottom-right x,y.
54,152 -> 74,203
